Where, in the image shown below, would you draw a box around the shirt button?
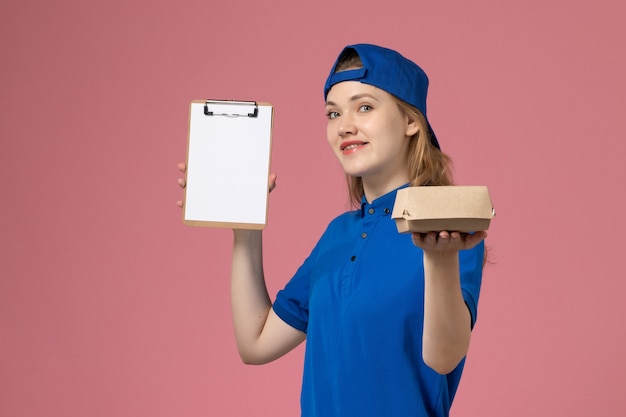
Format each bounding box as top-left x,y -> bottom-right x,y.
368,208 -> 375,215
384,208 -> 390,214
361,232 -> 368,239
350,255 -> 356,261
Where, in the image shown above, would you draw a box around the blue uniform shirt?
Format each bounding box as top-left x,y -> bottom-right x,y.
273,185 -> 484,417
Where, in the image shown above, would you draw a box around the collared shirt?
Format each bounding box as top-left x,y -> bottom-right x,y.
273,185 -> 484,417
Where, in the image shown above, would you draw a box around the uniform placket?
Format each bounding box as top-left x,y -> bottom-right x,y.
340,204 -> 379,293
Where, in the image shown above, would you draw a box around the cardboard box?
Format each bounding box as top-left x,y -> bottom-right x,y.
392,186 -> 495,233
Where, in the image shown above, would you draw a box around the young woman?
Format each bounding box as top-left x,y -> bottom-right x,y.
178,44 -> 487,417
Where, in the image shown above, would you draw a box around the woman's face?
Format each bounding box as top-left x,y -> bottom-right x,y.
325,81 -> 418,189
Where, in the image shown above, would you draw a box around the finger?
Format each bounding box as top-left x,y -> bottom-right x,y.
178,178 -> 186,188
413,231 -> 436,248
438,230 -> 451,240
452,231 -> 487,250
177,162 -> 186,173
268,172 -> 277,193
425,231 -> 438,244
467,231 -> 487,246
177,200 -> 184,208
411,232 -> 424,247
448,231 -> 461,240
447,231 -> 463,247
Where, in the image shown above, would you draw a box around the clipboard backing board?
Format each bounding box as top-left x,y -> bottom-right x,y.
183,100 -> 273,229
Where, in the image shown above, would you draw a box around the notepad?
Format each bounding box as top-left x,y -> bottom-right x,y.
183,100 -> 273,229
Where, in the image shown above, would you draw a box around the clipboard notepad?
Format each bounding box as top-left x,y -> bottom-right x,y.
183,100 -> 273,229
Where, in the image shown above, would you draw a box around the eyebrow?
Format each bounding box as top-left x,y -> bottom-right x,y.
325,93 -> 379,107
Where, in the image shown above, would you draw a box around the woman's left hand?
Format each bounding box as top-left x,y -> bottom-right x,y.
412,230 -> 487,255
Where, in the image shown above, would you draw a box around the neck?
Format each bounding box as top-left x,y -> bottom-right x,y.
362,173 -> 410,203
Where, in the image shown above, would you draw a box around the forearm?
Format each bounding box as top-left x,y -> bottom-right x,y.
422,251 -> 472,375
230,230 -> 273,358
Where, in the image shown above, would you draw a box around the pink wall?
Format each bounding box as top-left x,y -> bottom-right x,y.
1,0 -> 625,416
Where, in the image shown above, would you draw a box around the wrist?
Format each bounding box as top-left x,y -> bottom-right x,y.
233,229 -> 262,244
423,250 -> 458,265
423,251 -> 460,282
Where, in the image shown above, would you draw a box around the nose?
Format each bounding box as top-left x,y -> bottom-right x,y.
337,114 -> 356,137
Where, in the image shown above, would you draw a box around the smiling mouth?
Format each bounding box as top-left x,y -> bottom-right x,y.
341,142 -> 368,152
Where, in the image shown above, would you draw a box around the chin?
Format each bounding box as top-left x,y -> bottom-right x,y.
338,161 -> 369,177
341,168 -> 368,178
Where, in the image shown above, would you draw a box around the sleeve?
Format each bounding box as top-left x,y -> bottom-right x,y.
272,230 -> 326,334
459,240 -> 485,329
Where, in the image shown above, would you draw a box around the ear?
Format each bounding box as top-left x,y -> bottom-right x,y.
405,115 -> 419,137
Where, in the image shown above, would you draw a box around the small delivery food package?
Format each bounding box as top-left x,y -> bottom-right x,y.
391,186 -> 495,233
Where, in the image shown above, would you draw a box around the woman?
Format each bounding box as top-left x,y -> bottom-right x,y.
178,44 -> 486,417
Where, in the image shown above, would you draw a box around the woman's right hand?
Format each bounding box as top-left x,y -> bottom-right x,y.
267,172 -> 278,193
176,162 -> 277,209
176,162 -> 186,208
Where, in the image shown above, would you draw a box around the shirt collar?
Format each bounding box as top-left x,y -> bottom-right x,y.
360,183 -> 410,218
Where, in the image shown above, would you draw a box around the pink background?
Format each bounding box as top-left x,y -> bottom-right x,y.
2,0 -> 625,416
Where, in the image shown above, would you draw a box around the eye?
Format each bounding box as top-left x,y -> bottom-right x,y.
327,111 -> 340,119
359,105 -> 373,112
